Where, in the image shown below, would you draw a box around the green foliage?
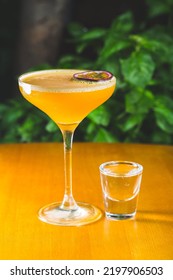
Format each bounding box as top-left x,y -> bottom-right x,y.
0,98 -> 62,143
1,1 -> 173,144
121,52 -> 156,88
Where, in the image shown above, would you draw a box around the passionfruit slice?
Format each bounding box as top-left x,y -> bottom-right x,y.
73,70 -> 113,82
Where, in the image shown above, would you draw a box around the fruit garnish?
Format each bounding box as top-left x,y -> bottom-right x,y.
73,70 -> 113,82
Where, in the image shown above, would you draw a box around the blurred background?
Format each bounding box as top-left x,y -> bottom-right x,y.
0,0 -> 173,144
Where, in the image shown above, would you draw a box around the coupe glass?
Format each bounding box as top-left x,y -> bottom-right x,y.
18,69 -> 116,226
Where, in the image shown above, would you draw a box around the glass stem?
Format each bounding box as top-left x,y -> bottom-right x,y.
60,130 -> 78,211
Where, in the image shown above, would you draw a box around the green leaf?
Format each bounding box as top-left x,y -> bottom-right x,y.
155,113 -> 173,133
154,107 -> 173,125
76,42 -> 89,54
120,52 -> 155,87
17,115 -> 44,142
153,96 -> 173,134
79,28 -> 106,41
99,37 -> 130,60
125,89 -> 155,114
154,96 -> 173,125
93,128 -> 118,142
87,105 -> 111,126
111,11 -> 134,34
45,120 -> 57,132
5,110 -> 23,123
86,123 -> 97,135
130,35 -> 166,53
121,114 -> 145,132
143,28 -> 173,64
98,12 -> 133,62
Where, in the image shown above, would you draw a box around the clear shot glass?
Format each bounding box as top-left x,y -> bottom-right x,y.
99,161 -> 143,220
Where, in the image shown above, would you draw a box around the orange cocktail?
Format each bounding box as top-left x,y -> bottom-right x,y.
19,69 -> 116,226
19,69 -> 115,131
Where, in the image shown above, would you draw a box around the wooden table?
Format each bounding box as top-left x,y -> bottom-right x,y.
0,142 -> 173,260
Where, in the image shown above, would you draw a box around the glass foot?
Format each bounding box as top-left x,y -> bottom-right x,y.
38,202 -> 103,226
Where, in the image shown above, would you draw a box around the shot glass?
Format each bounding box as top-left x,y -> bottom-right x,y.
99,161 -> 143,220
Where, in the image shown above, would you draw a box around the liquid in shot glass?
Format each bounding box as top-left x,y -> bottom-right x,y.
99,161 -> 143,220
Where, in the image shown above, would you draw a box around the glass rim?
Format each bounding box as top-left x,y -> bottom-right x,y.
99,160 -> 143,177
18,69 -> 116,93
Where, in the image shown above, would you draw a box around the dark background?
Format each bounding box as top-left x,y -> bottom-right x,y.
0,0 -> 147,101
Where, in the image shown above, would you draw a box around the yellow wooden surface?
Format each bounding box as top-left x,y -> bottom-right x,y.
0,142 -> 173,260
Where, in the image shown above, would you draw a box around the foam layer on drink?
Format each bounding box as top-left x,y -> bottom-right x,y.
19,69 -> 116,93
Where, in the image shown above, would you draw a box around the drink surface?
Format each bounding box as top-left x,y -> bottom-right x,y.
19,69 -> 116,129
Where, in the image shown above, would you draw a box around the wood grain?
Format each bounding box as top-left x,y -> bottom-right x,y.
0,142 -> 173,260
